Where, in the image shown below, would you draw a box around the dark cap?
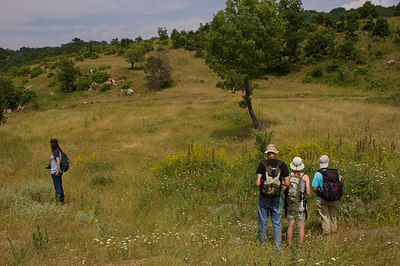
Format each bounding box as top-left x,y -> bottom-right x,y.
50,139 -> 58,144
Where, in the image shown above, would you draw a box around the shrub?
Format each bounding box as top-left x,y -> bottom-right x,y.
75,56 -> 84,61
7,86 -> 37,109
325,60 -> 339,73
90,52 -> 99,59
90,69 -> 110,83
18,181 -> 53,203
76,76 -> 92,91
121,81 -> 132,90
47,81 -> 57,88
302,76 -> 312,83
310,66 -> 323,78
0,76 -> 15,123
304,29 -> 335,61
144,49 -> 173,90
21,79 -> 29,85
57,59 -> 78,92
100,83 -> 111,92
30,66 -> 44,78
18,66 -> 31,76
373,18 -> 391,37
98,65 -> 111,70
0,187 -> 18,209
252,129 -> 273,159
46,72 -> 55,78
355,66 -> 368,75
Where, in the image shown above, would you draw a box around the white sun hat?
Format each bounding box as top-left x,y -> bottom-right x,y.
319,155 -> 329,168
290,157 -> 305,171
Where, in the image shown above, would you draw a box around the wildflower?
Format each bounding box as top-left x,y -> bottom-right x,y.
221,257 -> 227,262
331,257 -> 336,262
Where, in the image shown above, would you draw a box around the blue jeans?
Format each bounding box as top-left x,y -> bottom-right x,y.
257,194 -> 282,249
51,174 -> 64,204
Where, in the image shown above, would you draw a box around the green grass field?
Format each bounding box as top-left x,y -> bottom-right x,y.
1,22 -> 400,264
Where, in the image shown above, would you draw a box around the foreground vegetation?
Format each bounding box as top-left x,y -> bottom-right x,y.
0,44 -> 399,264
1,1 -> 400,265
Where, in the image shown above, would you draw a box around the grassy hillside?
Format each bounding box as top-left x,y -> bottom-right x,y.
1,21 -> 400,265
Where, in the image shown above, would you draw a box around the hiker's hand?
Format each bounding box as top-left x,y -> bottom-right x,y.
56,172 -> 60,176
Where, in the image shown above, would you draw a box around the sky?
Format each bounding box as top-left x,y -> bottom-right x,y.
0,0 -> 398,50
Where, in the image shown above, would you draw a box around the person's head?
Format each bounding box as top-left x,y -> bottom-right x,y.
264,144 -> 279,158
50,139 -> 60,152
319,155 -> 329,169
290,157 -> 304,173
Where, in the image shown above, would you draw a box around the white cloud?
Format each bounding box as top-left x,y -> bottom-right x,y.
343,0 -> 395,10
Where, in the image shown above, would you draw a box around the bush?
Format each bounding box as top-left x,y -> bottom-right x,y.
90,69 -> 110,83
7,86 -> 37,109
98,65 -> 111,70
90,52 -> 99,59
121,81 -> 132,90
144,49 -> 173,90
355,66 -> 368,75
373,18 -> 391,37
57,59 -> 78,92
46,72 -> 55,78
0,76 -> 15,123
75,56 -> 84,62
100,83 -> 111,92
325,61 -> 339,73
18,66 -> 31,76
310,66 -> 323,78
47,81 -> 57,88
76,76 -> 92,91
302,76 -> 312,83
19,181 -> 53,203
30,66 -> 44,79
304,29 -> 335,61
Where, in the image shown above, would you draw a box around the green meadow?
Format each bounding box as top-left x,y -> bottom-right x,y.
1,18 -> 400,265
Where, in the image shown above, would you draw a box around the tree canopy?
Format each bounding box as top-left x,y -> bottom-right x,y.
206,0 -> 286,129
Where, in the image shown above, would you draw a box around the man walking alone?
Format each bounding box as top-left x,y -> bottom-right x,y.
256,144 -> 289,250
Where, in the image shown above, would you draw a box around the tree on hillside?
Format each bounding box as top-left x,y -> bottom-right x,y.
304,28 -> 335,61
279,0 -> 305,62
358,1 -> 378,19
205,0 -> 286,129
124,42 -> 147,69
158,27 -> 168,40
0,76 -> 15,124
373,17 -> 391,37
144,49 -> 173,90
57,59 -> 78,92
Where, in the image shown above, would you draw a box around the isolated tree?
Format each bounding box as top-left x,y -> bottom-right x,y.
206,0 -> 286,129
144,49 -> 173,90
0,76 -> 15,124
57,59 -> 77,92
124,42 -> 147,69
373,17 -> 391,37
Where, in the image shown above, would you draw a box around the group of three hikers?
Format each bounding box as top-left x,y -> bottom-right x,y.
47,140 -> 342,251
256,144 -> 343,250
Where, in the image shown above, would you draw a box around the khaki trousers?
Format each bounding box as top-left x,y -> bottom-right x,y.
316,200 -> 340,235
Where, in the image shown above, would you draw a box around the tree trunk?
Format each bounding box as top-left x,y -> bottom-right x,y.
248,103 -> 259,130
244,78 -> 259,130
244,90 -> 259,129
131,63 -> 134,69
